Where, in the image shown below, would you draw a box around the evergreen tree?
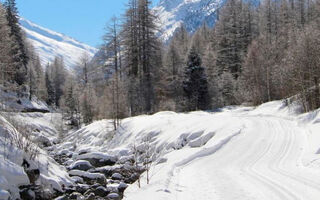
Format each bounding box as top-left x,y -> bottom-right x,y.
183,46 -> 210,111
45,64 -> 55,106
0,3 -> 14,84
4,0 -> 28,85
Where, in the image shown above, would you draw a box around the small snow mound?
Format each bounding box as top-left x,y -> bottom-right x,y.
107,193 -> 119,199
0,190 -> 10,200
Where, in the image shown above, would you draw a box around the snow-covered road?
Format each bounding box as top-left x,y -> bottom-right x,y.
171,116 -> 320,200
123,102 -> 320,200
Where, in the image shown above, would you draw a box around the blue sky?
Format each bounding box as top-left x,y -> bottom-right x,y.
14,0 -> 159,47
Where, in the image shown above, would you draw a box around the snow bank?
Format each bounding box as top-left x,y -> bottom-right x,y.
0,89 -> 49,112
0,112 -> 73,199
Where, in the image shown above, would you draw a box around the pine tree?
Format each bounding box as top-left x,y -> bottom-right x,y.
4,0 -> 28,85
0,3 -> 14,84
183,46 -> 210,111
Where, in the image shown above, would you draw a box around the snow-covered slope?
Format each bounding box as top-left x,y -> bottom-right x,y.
153,0 -> 224,41
20,18 -> 98,69
0,112 -> 74,199
55,100 -> 320,200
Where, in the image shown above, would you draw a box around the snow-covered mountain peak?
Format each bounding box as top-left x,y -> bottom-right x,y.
20,18 -> 98,70
154,0 -> 225,41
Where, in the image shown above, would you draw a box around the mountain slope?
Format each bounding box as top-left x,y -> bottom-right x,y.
153,0 -> 225,41
20,18 -> 98,69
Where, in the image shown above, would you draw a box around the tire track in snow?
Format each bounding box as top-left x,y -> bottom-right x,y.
268,119 -> 320,193
241,119 -> 301,200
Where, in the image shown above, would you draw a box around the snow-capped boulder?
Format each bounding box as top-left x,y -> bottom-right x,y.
118,182 -> 128,193
0,190 -> 10,200
107,193 -> 120,200
68,170 -> 106,185
77,152 -> 117,167
69,160 -> 93,171
70,176 -> 84,184
111,173 -> 123,181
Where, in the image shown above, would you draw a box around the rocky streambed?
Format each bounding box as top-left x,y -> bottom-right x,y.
52,149 -> 143,200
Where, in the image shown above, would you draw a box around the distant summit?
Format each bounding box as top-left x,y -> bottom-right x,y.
153,0 -> 225,41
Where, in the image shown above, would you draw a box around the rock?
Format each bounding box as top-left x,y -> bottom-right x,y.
85,193 -> 95,200
107,193 -> 119,200
91,165 -> 121,177
127,173 -> 140,184
54,195 -> 68,200
71,176 -> 84,184
93,186 -> 109,197
76,184 -> 90,194
83,189 -> 93,196
69,170 -> 106,185
37,135 -> 52,147
77,152 -> 117,167
0,190 -> 10,200
26,169 -> 40,185
118,182 -> 128,193
106,183 -> 119,194
20,188 -> 35,200
69,192 -> 84,200
69,160 -> 93,171
111,173 -> 123,180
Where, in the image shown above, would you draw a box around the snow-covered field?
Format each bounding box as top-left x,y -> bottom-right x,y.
2,98 -> 320,199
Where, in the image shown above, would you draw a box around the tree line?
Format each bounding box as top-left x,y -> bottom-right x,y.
51,0 -> 320,127
1,0 -> 320,129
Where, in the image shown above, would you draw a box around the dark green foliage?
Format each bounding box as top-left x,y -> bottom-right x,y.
4,0 -> 28,85
183,47 -> 210,111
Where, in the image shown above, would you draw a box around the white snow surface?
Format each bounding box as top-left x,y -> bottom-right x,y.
0,88 -> 49,112
20,18 -> 98,70
0,112 -> 73,199
58,100 -> 320,200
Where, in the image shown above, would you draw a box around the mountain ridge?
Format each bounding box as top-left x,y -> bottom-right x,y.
20,18 -> 98,70
153,0 -> 225,41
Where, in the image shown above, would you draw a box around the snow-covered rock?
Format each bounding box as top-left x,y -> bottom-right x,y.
69,160 -> 93,171
107,192 -> 120,200
0,190 -> 10,200
76,152 -> 117,167
0,114 -> 74,199
111,173 -> 123,181
68,170 -> 106,185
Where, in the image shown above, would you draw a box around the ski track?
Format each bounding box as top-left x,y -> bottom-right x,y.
168,115 -> 320,200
